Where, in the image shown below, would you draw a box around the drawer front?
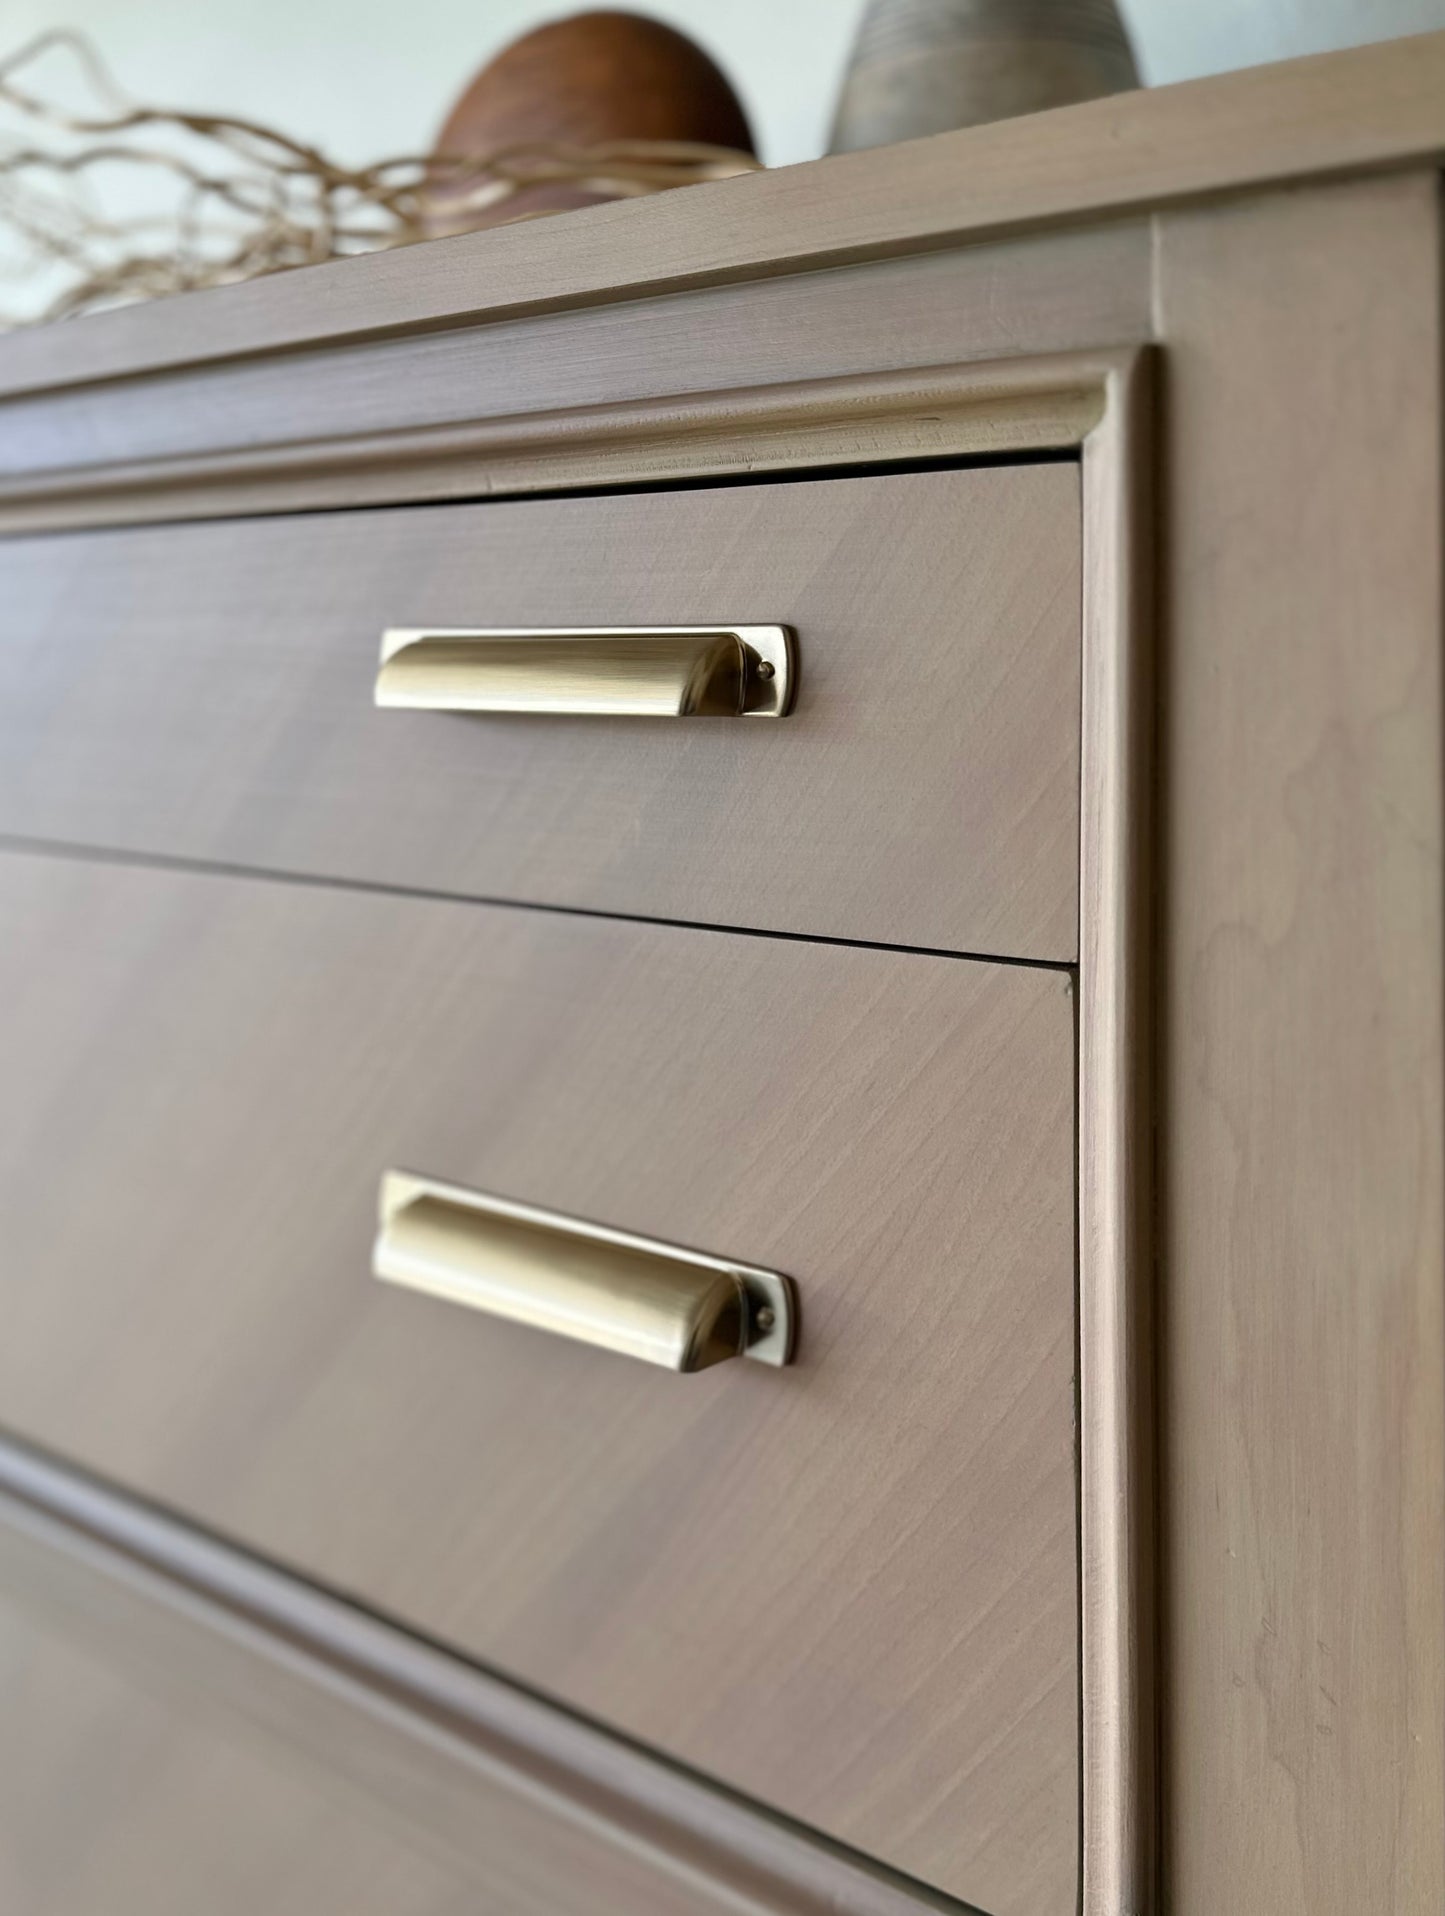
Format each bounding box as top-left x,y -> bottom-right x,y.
0,851 -> 1079,1916
0,464 -> 1080,959
0,1596 -> 502,1916
0,1455 -> 934,1916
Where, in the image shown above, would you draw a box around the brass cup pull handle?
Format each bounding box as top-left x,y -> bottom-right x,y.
372,1172 -> 796,1372
374,625 -> 796,718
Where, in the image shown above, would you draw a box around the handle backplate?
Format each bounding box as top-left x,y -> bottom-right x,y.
373,1171 -> 796,1372
375,625 -> 796,718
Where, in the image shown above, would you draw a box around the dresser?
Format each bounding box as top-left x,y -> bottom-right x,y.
0,32 -> 1441,1916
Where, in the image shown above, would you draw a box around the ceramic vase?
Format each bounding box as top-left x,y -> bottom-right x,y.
829,0 -> 1139,154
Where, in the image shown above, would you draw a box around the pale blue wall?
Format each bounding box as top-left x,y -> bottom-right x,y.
3,0 -> 1443,170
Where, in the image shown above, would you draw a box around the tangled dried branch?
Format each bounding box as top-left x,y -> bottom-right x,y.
0,31 -> 760,325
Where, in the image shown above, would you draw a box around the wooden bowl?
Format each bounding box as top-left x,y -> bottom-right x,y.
428,10 -> 755,228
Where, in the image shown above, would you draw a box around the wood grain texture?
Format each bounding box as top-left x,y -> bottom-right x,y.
0,31 -> 1439,396
0,849 -> 1080,1916
0,228 -> 1143,480
1153,172 -> 1445,1913
1077,348 -> 1155,1915
0,227 -> 1148,532
0,353 -> 1110,537
0,1596 -> 492,1916
0,464 -> 1082,962
0,1449 -> 969,1916
429,12 -> 754,225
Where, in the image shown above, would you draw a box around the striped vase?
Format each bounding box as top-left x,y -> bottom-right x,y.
829,0 -> 1140,154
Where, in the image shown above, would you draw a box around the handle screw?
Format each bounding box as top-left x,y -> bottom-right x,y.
754,1305 -> 777,1333
756,659 -> 776,681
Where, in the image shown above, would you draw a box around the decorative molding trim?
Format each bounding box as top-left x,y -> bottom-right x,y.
0,351 -> 1109,533
0,1435 -> 970,1916
1077,346 -> 1156,1916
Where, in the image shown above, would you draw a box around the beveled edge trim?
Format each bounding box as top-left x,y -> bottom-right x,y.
0,351 -> 1107,534
1077,348 -> 1157,1915
0,1433 -> 972,1916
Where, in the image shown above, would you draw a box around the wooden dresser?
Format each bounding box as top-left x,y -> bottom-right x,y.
1,33 -> 1441,1916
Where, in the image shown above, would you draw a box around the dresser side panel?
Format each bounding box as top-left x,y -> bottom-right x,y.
1155,169 -> 1445,1913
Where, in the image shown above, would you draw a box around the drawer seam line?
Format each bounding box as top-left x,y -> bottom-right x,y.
0,832 -> 1076,974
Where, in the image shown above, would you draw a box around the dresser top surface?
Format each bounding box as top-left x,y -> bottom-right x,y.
0,27 -> 1442,401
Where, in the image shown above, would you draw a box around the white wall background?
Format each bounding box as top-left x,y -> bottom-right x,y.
3,0 -> 1445,171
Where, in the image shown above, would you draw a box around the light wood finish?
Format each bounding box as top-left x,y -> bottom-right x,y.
0,464 -> 1082,961
0,334 -> 1135,536
1076,347 -> 1154,1914
1154,171 -> 1445,1913
0,31 -> 1441,397
0,1444 -> 965,1916
0,1617 -> 485,1916
0,224 -> 1149,532
0,849 -> 1080,1916
1,38 -> 1441,1916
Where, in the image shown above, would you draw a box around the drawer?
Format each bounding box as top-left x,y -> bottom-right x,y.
0,1455 -> 931,1916
0,851 -> 1079,1916
0,1589 -> 502,1916
0,464 -> 1081,959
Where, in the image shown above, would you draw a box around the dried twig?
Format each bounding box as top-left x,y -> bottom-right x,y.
0,30 -> 760,324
